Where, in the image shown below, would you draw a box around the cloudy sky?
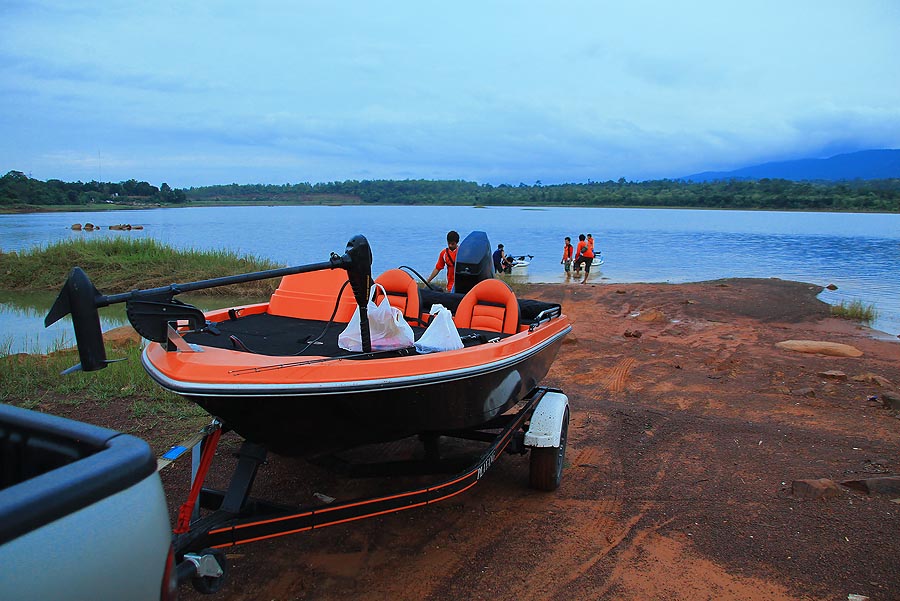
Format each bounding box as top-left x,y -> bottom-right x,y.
1,1 -> 898,188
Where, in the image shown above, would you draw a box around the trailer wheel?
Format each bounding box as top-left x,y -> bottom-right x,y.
191,548 -> 229,595
529,406 -> 569,491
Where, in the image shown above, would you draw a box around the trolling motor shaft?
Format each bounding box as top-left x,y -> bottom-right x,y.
45,235 -> 374,372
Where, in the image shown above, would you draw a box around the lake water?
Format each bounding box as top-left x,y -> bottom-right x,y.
2,205 -> 899,353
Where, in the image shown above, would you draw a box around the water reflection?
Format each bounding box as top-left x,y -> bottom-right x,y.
0,291 -> 267,354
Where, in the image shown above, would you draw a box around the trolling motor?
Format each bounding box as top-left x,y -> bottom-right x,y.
343,235 -> 374,354
44,235 -> 374,372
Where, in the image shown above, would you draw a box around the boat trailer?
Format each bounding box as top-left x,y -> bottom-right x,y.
166,386 -> 569,594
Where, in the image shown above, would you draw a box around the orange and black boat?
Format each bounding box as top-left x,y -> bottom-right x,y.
46,232 -> 571,457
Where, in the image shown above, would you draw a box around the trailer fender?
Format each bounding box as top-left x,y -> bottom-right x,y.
524,391 -> 568,448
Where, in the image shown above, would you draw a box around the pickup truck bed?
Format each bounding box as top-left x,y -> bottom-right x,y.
0,403 -> 173,601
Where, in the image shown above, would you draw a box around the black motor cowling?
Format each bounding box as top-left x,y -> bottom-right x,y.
453,230 -> 494,295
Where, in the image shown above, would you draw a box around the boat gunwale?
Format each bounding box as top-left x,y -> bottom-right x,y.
141,322 -> 571,398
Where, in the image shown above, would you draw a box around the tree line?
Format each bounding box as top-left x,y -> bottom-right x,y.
184,177 -> 900,211
0,170 -> 185,206
3,170 -> 899,212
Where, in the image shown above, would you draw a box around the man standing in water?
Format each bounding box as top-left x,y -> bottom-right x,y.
573,233 -> 594,284
561,236 -> 574,278
426,230 -> 460,292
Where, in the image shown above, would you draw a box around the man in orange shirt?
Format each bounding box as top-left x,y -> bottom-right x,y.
426,230 -> 460,292
573,233 -> 594,284
561,236 -> 574,276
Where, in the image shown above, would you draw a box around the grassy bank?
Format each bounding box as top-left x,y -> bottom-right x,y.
0,238 -> 280,443
0,238 -> 285,296
0,342 -> 174,405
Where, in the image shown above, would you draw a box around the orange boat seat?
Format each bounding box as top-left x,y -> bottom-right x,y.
374,268 -> 422,324
267,269 -> 358,322
453,278 -> 520,335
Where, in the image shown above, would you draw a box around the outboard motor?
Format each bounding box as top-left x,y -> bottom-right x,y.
453,230 -> 494,295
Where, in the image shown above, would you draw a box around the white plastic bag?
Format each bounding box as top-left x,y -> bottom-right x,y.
338,284 -> 415,352
414,304 -> 464,354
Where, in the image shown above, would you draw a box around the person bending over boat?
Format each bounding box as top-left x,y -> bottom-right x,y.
426,230 -> 460,292
492,244 -> 506,274
587,232 -> 603,265
573,233 -> 594,284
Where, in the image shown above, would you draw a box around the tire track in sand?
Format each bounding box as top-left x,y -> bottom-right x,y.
514,447 -> 678,600
605,357 -> 636,393
496,497 -> 626,601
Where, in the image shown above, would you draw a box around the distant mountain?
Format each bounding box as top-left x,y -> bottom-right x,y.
683,149 -> 900,182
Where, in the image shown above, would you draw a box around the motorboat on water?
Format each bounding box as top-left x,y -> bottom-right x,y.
46,231 -> 571,457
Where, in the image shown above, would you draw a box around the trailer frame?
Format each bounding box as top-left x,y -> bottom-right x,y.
167,386 -> 568,594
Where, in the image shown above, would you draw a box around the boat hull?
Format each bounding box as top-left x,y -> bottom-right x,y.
142,319 -> 570,456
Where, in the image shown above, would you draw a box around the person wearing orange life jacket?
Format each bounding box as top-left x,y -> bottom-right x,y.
426,230 -> 460,292
561,237 -> 574,276
573,233 -> 594,284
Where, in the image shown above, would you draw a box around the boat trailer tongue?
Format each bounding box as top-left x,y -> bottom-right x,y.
44,234 -> 375,373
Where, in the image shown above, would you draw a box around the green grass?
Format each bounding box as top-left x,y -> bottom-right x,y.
0,339 -> 206,426
831,299 -> 878,323
130,398 -> 206,421
0,342 -> 176,402
0,238 -> 277,440
0,237 -> 284,296
493,274 -> 532,296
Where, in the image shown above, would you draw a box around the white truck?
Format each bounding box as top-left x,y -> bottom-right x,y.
0,403 -> 177,601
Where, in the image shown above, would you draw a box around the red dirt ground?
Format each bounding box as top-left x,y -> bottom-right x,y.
21,278 -> 900,600
172,279 -> 900,601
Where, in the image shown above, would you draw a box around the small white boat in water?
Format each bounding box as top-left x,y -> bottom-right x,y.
502,254 -> 532,273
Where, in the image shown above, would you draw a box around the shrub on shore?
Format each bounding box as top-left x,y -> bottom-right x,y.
831,299 -> 878,323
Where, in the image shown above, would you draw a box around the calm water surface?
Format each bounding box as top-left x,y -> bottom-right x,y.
2,205 -> 898,352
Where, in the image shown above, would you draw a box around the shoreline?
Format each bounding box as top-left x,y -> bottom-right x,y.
3,201 -> 900,216
0,278 -> 896,359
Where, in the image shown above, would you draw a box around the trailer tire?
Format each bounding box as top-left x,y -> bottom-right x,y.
191,548 -> 228,595
529,406 -> 568,491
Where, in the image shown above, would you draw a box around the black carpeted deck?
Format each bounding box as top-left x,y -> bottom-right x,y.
183,313 -> 508,357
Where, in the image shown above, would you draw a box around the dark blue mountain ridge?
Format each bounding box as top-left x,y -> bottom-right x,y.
682,149 -> 900,182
